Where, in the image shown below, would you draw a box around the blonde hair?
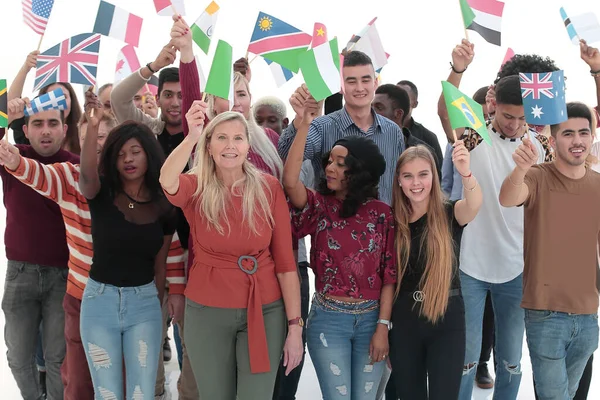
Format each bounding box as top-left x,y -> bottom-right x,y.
189,111 -> 274,236
392,145 -> 454,323
206,73 -> 283,180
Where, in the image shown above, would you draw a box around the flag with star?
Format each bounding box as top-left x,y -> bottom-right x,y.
442,81 -> 491,145
519,70 -> 567,125
0,79 -> 7,128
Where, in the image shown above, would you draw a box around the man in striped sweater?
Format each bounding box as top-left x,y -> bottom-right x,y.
0,101 -> 186,400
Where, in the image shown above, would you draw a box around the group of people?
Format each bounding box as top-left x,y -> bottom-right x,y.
1,13 -> 599,400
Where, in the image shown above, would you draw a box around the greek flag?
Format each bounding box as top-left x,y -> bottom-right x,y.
24,87 -> 67,117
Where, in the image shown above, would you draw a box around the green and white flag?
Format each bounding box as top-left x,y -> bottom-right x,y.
205,40 -> 233,106
191,1 -> 220,54
299,38 -> 340,101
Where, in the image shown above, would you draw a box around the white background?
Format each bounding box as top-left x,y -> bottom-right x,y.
1,0 -> 600,398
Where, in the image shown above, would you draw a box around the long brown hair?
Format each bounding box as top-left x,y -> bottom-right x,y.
392,145 -> 453,323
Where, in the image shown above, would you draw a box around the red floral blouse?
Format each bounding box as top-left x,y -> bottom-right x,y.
291,189 -> 397,300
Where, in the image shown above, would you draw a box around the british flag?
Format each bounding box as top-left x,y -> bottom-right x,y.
519,72 -> 554,100
34,33 -> 101,92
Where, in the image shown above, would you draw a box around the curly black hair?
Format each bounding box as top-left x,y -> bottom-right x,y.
99,121 -> 166,201
495,54 -> 560,84
316,137 -> 385,218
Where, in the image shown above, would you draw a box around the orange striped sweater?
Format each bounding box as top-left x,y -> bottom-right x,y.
8,157 -> 186,300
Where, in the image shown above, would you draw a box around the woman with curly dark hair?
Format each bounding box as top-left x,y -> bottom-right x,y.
78,100 -> 176,399
283,100 -> 396,400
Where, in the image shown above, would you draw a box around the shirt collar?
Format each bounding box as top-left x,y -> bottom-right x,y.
339,106 -> 382,131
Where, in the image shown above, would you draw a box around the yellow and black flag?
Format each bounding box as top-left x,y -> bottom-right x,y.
0,79 -> 7,128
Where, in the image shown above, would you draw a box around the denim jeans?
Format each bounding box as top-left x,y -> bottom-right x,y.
80,278 -> 162,400
459,271 -> 524,400
526,310 -> 599,400
307,294 -> 385,400
2,261 -> 67,400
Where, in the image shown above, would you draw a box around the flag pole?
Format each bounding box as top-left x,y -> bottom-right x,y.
245,51 -> 249,59
248,54 -> 259,64
145,83 -> 151,94
452,129 -> 458,142
37,34 -> 44,52
201,92 -> 206,102
170,2 -> 178,16
458,0 -> 470,41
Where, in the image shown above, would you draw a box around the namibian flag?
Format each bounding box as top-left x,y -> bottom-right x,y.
0,79 -> 7,128
247,12 -> 312,73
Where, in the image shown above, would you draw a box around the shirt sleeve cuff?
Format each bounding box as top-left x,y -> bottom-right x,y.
169,283 -> 186,295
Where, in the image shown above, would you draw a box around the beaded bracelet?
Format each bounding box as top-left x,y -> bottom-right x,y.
450,62 -> 467,74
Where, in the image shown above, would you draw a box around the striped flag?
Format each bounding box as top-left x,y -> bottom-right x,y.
0,80 -> 7,128
204,40 -> 234,106
153,0 -> 186,16
311,22 -> 328,48
24,88 -> 67,117
22,0 -> 54,35
265,59 -> 294,87
299,38 -> 341,101
191,1 -> 220,54
343,18 -> 388,72
461,0 -> 505,46
93,1 -> 143,47
560,7 -> 600,45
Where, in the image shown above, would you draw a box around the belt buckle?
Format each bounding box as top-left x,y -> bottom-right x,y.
413,290 -> 424,302
238,256 -> 258,275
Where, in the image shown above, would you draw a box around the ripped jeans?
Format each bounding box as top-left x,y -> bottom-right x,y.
459,271 -> 524,400
307,294 -> 385,400
80,278 -> 162,400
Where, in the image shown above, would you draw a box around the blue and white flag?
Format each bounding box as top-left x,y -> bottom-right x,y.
560,7 -> 600,45
265,59 -> 294,87
519,70 -> 567,125
24,87 -> 67,116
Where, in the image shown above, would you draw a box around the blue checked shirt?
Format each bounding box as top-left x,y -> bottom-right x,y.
278,107 -> 405,205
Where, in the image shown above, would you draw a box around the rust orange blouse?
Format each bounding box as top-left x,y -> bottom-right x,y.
164,172 -> 296,373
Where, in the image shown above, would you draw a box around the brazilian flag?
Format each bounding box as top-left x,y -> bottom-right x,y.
442,81 -> 491,145
0,79 -> 7,128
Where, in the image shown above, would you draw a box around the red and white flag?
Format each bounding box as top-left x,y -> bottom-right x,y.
93,1 -> 143,47
467,0 -> 505,46
343,18 -> 388,72
311,22 -> 328,48
501,47 -> 515,68
153,0 -> 186,16
115,44 -> 141,84
22,0 -> 54,35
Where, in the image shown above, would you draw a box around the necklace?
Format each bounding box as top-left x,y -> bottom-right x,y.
123,192 -> 151,209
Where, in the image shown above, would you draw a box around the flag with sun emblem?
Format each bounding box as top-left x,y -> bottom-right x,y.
247,12 -> 312,73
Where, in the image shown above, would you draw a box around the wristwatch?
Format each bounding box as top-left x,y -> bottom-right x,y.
288,317 -> 304,327
377,319 -> 392,330
146,62 -> 158,73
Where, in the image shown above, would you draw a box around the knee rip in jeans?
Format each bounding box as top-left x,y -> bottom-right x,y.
363,364 -> 373,373
98,387 -> 117,400
319,333 -> 328,347
462,362 -> 477,375
365,381 -> 374,393
132,385 -> 143,400
336,385 -> 348,395
330,362 -> 341,376
503,360 -> 521,380
138,340 -> 148,368
88,343 -> 111,370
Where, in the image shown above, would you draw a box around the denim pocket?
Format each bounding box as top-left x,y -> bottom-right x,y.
306,305 -> 318,328
135,283 -> 158,299
5,262 -> 22,281
83,280 -> 104,299
60,268 -> 69,282
525,309 -> 556,321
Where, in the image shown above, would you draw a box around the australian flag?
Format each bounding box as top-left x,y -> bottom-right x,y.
24,87 -> 67,117
34,33 -> 101,92
519,70 -> 567,125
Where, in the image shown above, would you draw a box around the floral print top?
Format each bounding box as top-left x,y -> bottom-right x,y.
291,189 -> 397,300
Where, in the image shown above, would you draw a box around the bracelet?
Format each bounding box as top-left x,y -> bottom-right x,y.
146,62 -> 157,73
508,174 -> 523,186
593,71 -> 600,78
591,68 -> 600,74
464,179 -> 477,192
450,62 -> 467,74
460,171 -> 472,179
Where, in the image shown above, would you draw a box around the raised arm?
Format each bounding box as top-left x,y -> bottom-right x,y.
580,40 -> 600,118
437,40 -> 474,143
160,100 -> 206,195
79,92 -> 103,199
283,95 -> 322,209
499,136 -> 538,207
452,140 -> 482,225
8,51 -> 39,102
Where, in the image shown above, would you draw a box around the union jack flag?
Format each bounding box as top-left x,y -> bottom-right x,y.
519,72 -> 554,100
34,33 -> 101,92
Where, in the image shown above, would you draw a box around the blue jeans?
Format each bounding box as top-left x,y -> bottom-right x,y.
80,278 -> 162,400
307,294 -> 385,400
526,310 -> 599,400
459,271 -> 524,400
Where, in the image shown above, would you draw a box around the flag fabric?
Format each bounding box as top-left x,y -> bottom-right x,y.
153,0 -> 186,16
311,22 -> 328,48
34,33 -> 101,92
247,12 -> 312,73
519,71 -> 567,125
560,7 -> 600,45
343,18 -> 389,72
115,44 -> 141,84
147,75 -> 159,96
22,0 -> 54,35
195,55 -> 207,90
93,1 -> 143,47
462,0 -> 505,46
191,1 -> 220,54
299,38 -> 341,101
441,81 -> 491,145
265,59 -> 294,87
0,80 -> 7,128
24,88 -> 67,116
204,40 -> 234,105
501,47 -> 515,68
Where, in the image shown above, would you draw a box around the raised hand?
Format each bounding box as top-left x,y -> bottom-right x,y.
302,96 -> 323,125
0,140 -> 21,171
84,89 -> 103,127
451,39 -> 475,72
513,136 -> 539,172
152,42 -> 178,72
485,85 -> 496,116
22,51 -> 40,73
8,97 -> 30,122
170,14 -> 191,52
186,100 -> 208,141
142,92 -> 158,118
233,57 -> 251,82
452,140 -> 471,177
580,39 -> 600,72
